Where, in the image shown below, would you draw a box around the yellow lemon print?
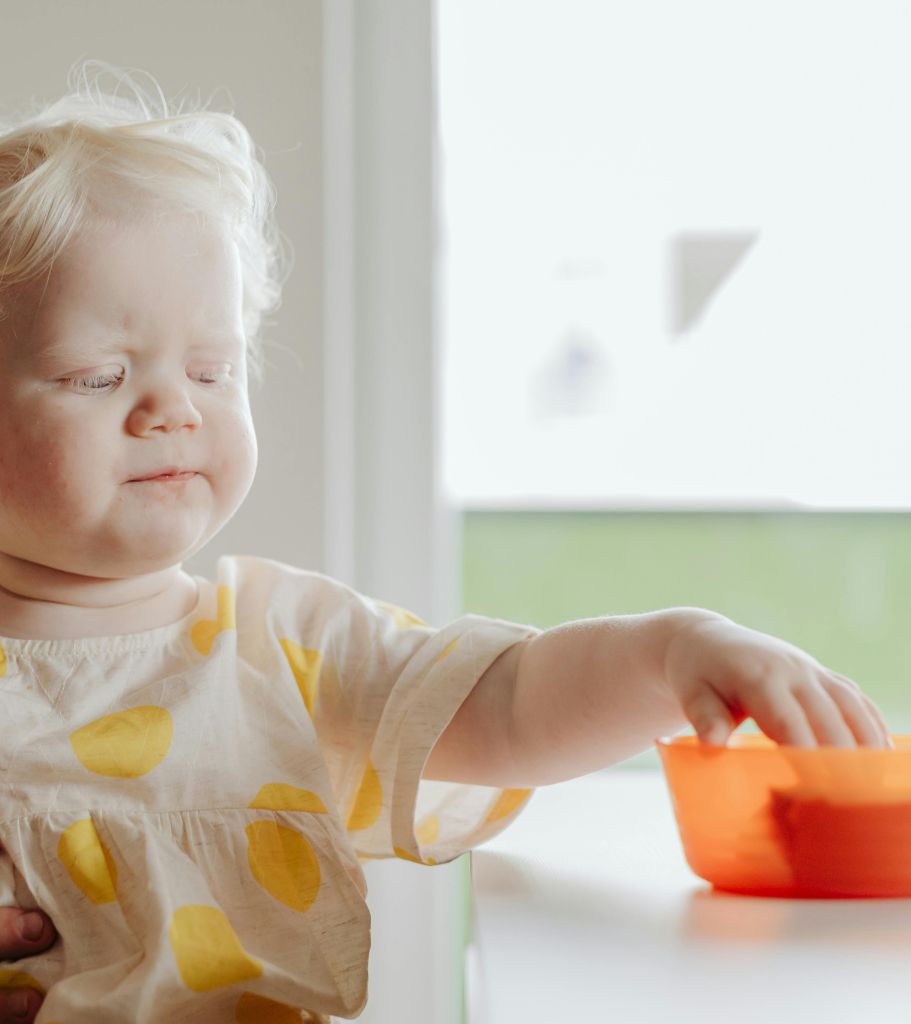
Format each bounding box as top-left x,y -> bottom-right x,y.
169,905 -> 262,992
394,846 -> 421,863
245,821 -> 321,912
191,585 -> 237,655
70,706 -> 173,778
0,644 -> 6,679
485,788 -> 533,824
375,601 -> 428,630
435,637 -> 460,663
346,762 -> 382,831
249,784 -> 327,814
416,814 -> 440,846
393,846 -> 437,866
58,819 -> 118,904
0,970 -> 45,997
278,640 -> 322,716
236,991 -> 309,1023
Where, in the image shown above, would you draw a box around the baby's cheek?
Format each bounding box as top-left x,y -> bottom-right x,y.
14,427 -> 87,509
0,410 -> 29,473
228,404 -> 257,453
213,410 -> 258,483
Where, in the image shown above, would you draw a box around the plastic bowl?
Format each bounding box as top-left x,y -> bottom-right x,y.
656,733 -> 911,898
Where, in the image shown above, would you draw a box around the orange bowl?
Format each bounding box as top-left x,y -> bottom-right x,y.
656,733 -> 911,898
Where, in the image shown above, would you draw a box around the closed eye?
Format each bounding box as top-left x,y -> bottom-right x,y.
61,366 -> 233,394
194,365 -> 233,384
62,372 -> 125,393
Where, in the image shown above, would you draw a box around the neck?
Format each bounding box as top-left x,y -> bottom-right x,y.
0,556 -> 199,639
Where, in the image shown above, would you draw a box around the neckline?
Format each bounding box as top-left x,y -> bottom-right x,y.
0,575 -> 209,659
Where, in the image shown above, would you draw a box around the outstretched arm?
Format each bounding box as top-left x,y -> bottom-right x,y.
423,608 -> 893,788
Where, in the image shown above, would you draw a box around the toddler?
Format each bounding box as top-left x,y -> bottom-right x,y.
0,62 -> 893,1024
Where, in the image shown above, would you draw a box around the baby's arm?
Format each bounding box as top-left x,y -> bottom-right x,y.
423,608 -> 893,787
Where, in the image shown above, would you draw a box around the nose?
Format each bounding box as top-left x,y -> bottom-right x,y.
126,377 -> 203,436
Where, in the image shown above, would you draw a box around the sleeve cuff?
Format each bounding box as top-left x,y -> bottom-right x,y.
379,614 -> 540,865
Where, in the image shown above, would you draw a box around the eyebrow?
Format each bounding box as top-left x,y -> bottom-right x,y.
37,331 -> 244,361
29,337 -> 124,367
40,337 -> 128,358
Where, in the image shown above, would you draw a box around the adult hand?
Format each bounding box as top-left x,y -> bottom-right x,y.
0,908 -> 56,1022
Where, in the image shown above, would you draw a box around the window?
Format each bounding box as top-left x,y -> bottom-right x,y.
438,0 -> 911,765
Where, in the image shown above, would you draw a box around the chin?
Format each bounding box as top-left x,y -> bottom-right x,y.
78,557 -> 186,581
87,537 -> 208,578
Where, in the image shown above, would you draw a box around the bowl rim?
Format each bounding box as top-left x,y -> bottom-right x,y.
655,733 -> 904,753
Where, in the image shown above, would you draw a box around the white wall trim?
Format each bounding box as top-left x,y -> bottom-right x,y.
322,0 -> 357,587
322,3 -> 465,1024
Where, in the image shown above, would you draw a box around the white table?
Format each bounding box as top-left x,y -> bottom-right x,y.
469,770 -> 911,1024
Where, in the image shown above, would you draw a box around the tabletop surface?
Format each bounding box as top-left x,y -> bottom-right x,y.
468,769 -> 911,1024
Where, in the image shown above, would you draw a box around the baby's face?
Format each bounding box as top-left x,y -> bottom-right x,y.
0,210 -> 258,579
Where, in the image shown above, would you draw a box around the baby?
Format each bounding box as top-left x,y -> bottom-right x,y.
0,62 -> 893,1024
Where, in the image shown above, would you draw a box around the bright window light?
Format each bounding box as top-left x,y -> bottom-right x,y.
438,0 -> 911,509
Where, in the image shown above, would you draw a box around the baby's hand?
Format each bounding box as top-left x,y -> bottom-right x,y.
663,612 -> 894,749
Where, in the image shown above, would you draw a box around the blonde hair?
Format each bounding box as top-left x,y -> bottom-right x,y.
0,59 -> 290,385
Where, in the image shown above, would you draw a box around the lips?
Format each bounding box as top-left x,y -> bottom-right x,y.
130,467 -> 198,482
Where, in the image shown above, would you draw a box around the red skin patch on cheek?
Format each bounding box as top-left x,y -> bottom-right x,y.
0,424 -> 28,498
11,425 -> 76,509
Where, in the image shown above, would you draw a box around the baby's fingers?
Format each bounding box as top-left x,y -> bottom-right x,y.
682,685 -> 744,747
787,680 -> 869,748
830,671 -> 894,747
685,683 -> 818,748
821,676 -> 894,748
729,687 -> 821,748
690,677 -> 892,750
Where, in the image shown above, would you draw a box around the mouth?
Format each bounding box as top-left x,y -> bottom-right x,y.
129,469 -> 199,483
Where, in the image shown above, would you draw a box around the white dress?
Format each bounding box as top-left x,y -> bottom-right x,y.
0,555 -> 537,1022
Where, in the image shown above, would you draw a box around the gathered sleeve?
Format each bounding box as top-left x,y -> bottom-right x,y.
303,584 -> 540,866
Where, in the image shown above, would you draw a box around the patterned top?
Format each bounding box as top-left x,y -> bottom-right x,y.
0,555 -> 537,1022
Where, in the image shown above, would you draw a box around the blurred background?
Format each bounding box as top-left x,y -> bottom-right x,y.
440,1 -> 911,769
